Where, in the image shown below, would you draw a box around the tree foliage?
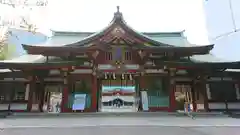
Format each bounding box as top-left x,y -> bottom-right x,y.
0,27 -> 15,60
0,0 -> 47,60
0,44 -> 16,60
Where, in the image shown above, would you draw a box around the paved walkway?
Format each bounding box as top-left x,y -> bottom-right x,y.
2,126 -> 240,135
1,116 -> 240,129
1,116 -> 240,135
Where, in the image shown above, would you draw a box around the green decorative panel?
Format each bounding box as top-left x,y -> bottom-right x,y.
74,80 -> 91,94
146,77 -> 170,107
148,91 -> 169,107
85,94 -> 91,108
67,94 -> 73,108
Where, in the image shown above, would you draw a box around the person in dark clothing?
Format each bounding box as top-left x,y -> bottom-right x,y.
138,97 -> 142,111
56,102 -> 60,112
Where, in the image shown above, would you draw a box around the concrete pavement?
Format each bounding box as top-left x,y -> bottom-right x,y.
1,116 -> 240,135
1,116 -> 240,128
2,126 -> 240,135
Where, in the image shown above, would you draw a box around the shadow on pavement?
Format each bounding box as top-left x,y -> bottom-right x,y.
227,112 -> 240,118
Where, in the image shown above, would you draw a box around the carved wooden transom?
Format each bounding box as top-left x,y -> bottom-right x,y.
111,26 -> 125,37
99,25 -> 137,45
92,50 -> 99,59
138,50 -> 146,59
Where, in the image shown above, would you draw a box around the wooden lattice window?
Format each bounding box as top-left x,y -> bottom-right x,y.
125,51 -> 132,60
14,92 -> 25,100
0,95 -> 4,101
13,83 -> 26,101
105,52 -> 112,60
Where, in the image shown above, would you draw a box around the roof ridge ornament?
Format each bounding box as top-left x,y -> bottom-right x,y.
114,6 -> 122,19
117,6 -> 120,13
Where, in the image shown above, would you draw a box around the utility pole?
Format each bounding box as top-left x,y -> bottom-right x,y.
212,0 -> 240,40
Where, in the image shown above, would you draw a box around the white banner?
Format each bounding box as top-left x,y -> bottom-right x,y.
141,91 -> 149,111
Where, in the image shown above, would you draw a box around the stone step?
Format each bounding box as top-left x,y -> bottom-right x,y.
6,111 -> 229,119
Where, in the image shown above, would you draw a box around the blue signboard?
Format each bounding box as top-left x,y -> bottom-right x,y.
72,94 -> 86,110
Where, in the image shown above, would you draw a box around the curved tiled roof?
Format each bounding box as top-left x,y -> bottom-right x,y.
36,31 -> 188,47
6,30 -> 232,64
1,6 -> 238,71
7,28 -> 48,57
23,7 -> 212,50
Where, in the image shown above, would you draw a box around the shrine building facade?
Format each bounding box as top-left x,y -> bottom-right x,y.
0,7 -> 240,113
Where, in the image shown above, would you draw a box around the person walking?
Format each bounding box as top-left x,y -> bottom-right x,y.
56,102 -> 60,113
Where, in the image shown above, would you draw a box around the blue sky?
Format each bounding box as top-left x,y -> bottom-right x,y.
204,0 -> 240,39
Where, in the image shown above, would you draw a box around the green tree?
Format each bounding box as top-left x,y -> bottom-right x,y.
0,29 -> 16,60
0,44 -> 16,60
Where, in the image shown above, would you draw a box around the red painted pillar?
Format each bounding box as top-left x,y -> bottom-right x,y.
140,74 -> 146,90
168,69 -> 176,112
38,78 -> 45,112
91,74 -> 97,112
169,79 -> 176,112
61,87 -> 68,112
27,76 -> 35,112
203,83 -> 209,112
61,72 -> 69,113
191,84 -> 197,112
47,92 -> 51,111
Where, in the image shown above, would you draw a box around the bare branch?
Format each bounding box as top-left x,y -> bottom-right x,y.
0,0 -> 48,7
19,16 -> 38,33
0,0 -> 15,7
21,17 -> 29,26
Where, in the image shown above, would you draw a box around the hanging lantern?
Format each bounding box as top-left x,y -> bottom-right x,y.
92,71 -> 96,76
92,50 -> 99,59
129,74 -> 132,80
113,73 -> 116,80
104,73 -> 108,79
71,66 -> 75,71
121,73 -> 124,80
